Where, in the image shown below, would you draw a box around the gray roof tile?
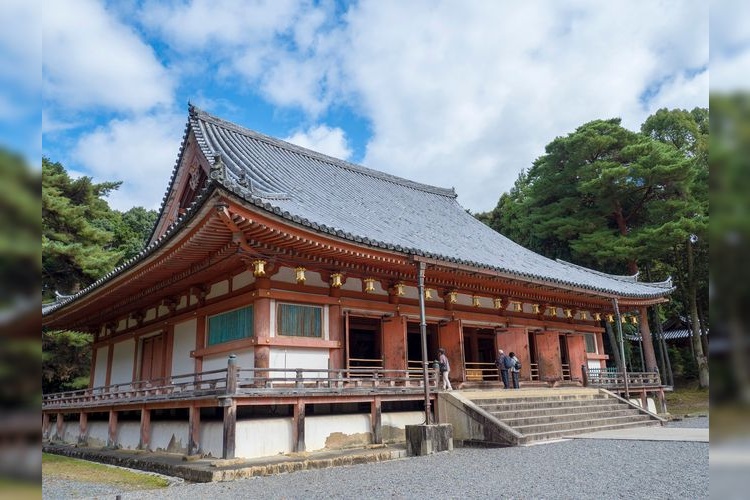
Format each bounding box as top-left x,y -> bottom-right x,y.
189,106 -> 672,299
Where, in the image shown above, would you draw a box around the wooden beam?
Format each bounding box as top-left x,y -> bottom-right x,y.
78,412 -> 88,446
371,398 -> 382,445
139,407 -> 151,450
107,410 -> 118,448
222,399 -> 237,459
293,400 -> 306,453
188,405 -> 201,456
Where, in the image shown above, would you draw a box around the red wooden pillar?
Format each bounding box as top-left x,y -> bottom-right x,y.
139,407 -> 151,450
253,294 -> 271,372
222,401 -> 237,459
42,413 -> 51,440
107,410 -> 118,448
328,304 -> 344,370
188,405 -> 201,455
293,400 -> 306,452
55,413 -> 64,441
78,412 -> 88,445
371,398 -> 382,444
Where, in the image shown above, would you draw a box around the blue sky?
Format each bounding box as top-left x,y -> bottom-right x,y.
11,0 -> 734,213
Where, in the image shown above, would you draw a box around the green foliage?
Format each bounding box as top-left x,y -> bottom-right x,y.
42,330 -> 93,393
42,158 -> 158,392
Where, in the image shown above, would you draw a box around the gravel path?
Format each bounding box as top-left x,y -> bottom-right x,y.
44,417 -> 709,500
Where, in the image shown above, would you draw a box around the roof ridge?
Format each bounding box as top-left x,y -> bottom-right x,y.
189,105 -> 457,198
555,258 -> 673,288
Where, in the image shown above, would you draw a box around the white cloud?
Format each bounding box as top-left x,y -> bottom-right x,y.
43,0 -> 173,112
284,125 -> 352,160
71,113 -> 185,210
333,0 -> 709,211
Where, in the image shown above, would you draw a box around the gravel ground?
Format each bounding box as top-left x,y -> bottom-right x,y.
44,417 -> 709,500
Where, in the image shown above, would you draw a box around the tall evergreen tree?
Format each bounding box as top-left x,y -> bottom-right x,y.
42,158 -> 123,298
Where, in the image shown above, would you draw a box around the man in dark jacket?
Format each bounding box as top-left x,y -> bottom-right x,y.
496,349 -> 510,389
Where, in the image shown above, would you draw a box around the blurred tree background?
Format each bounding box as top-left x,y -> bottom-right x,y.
42,158 -> 157,393
476,107 -> 709,389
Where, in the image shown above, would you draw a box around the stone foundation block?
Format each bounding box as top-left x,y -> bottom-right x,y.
405,423 -> 453,456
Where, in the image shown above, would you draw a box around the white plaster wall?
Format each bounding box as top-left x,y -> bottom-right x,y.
172,319 -> 197,377
93,346 -> 109,388
86,421 -> 109,447
232,270 -> 254,290
341,277 -> 361,292
110,339 -> 135,385
269,347 -> 329,378
381,412 -> 424,442
206,280 -> 229,300
235,418 -> 293,458
202,350 -> 254,378
304,270 -> 327,287
158,305 -> 169,317
149,421 -> 189,453
199,421 -> 224,458
117,319 -> 127,332
629,398 -> 657,413
176,295 -> 188,310
144,308 -> 156,322
587,360 -> 603,371
117,421 -> 141,449
274,266 -> 296,284
305,413 -> 371,452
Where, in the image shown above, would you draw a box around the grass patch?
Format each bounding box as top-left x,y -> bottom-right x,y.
665,384 -> 709,417
42,453 -> 169,490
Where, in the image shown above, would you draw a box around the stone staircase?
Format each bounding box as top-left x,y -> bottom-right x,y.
439,388 -> 664,446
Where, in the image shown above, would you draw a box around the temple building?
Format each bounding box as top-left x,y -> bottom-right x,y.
42,105 -> 672,459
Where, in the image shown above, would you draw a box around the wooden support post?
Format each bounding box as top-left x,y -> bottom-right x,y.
581,364 -> 588,387
222,354 -> 239,459
640,389 -> 648,411
371,398 -> 382,445
222,400 -> 237,459
139,408 -> 151,450
42,413 -> 51,441
188,405 -> 201,456
657,388 -> 667,414
55,413 -> 64,441
107,410 -> 118,448
293,400 -> 306,453
78,412 -> 88,445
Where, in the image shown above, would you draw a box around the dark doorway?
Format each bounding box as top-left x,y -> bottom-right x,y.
559,335 -> 571,380
347,316 -> 382,368
406,322 -> 438,370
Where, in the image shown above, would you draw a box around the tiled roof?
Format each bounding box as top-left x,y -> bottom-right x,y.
185,105 -> 672,299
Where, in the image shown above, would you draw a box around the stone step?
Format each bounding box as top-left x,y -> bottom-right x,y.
514,414 -> 655,437
484,402 -> 630,419
521,419 -> 662,443
497,408 -> 644,427
476,398 -> 615,412
472,394 -> 606,406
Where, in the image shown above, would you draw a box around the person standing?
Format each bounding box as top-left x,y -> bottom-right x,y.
437,348 -> 452,391
496,349 -> 510,389
509,351 -> 520,389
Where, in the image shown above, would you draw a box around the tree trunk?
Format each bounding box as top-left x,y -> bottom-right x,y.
686,240 -> 709,388
604,320 -> 623,372
614,205 -> 639,275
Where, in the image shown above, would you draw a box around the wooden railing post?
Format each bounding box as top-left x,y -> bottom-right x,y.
296,369 -> 304,388
226,354 -> 238,395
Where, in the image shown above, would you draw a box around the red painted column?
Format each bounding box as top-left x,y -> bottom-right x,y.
139,407 -> 151,450
78,412 -> 88,445
566,335 -> 587,382
107,410 -> 118,448
328,304 -> 344,370
55,413 -> 64,441
253,293 -> 271,372
188,405 -> 201,456
42,413 -> 51,440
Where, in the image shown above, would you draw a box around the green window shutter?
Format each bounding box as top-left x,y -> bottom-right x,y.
207,306 -> 254,345
584,333 -> 596,353
277,304 -> 322,338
